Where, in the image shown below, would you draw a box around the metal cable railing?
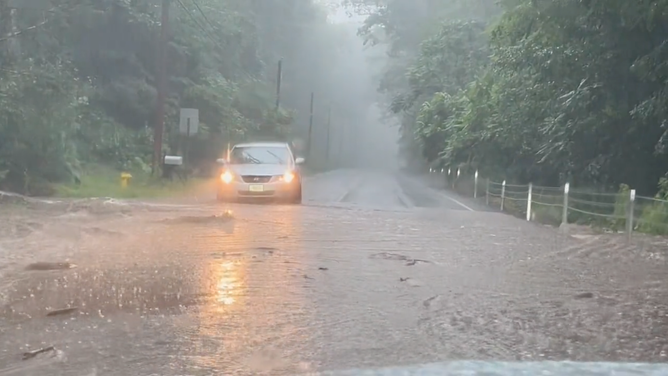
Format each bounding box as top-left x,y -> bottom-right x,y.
432,169 -> 668,237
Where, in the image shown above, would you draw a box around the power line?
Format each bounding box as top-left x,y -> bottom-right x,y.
176,0 -> 254,81
174,0 -> 209,36
0,2 -> 80,43
190,0 -> 218,36
175,0 -> 223,51
1,1 -> 219,47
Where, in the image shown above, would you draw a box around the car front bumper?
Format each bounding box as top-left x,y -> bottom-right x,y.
217,179 -> 300,200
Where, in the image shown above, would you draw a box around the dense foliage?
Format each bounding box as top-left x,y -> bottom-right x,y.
0,0 -> 360,194
348,0 -> 668,195
7,0 -> 668,197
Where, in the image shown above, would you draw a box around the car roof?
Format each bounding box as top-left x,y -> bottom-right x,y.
232,142 -> 290,148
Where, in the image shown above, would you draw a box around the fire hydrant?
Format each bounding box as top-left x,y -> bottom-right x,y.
120,172 -> 132,188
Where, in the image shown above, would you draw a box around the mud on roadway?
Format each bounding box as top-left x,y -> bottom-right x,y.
1,169 -> 668,375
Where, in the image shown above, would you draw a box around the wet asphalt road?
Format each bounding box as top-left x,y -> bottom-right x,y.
1,169 -> 668,375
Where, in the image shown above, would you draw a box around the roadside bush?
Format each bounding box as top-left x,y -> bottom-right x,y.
77,106 -> 152,173
531,203 -> 562,226
0,61 -> 81,195
637,176 -> 668,235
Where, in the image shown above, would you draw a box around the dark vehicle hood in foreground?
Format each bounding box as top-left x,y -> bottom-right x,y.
316,361 -> 668,375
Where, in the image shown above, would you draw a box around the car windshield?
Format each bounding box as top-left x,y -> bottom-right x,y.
229,146 -> 290,165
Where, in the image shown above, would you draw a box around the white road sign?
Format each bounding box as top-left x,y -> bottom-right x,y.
179,108 -> 199,135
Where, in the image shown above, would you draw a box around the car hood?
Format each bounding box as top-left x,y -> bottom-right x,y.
314,361 -> 668,375
227,164 -> 290,176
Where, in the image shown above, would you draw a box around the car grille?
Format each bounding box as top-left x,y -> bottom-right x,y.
241,175 -> 272,183
238,191 -> 274,196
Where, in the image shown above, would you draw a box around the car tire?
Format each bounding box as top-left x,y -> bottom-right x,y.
289,185 -> 302,205
216,190 -> 226,202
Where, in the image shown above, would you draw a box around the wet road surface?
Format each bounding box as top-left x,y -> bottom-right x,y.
1,169 -> 668,375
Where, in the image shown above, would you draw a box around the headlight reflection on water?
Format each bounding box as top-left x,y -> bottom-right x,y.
187,204 -> 309,372
216,260 -> 238,306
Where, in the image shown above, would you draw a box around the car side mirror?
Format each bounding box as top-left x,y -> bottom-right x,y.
295,157 -> 305,165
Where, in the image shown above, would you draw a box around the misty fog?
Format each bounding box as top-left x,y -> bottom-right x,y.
283,8 -> 400,171
4,1 -> 668,374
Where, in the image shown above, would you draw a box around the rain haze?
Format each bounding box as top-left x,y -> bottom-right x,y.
2,1 -> 668,375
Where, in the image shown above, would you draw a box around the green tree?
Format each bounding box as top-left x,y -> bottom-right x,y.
0,0 -> 364,193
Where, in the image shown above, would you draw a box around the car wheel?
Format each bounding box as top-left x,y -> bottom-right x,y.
216,190 -> 226,202
290,185 -> 302,204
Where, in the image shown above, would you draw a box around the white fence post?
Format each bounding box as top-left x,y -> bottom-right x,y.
474,170 -> 478,198
562,182 -> 569,226
485,178 -> 490,205
501,180 -> 506,211
626,189 -> 635,241
526,183 -> 532,221
448,168 -> 453,189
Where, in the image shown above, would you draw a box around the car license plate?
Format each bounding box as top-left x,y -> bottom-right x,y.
248,184 -> 264,192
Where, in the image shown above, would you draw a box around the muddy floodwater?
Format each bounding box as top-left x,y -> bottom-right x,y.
1,170 -> 668,375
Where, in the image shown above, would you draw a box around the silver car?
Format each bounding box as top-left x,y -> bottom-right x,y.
216,142 -> 304,204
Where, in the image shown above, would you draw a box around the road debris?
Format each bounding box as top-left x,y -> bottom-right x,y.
423,295 -> 440,308
161,213 -> 233,225
370,252 -> 431,266
22,346 -> 55,360
405,258 -> 430,266
46,307 -> 78,317
25,262 -> 76,271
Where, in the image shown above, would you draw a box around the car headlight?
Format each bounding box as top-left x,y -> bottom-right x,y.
282,171 -> 295,183
221,171 -> 233,184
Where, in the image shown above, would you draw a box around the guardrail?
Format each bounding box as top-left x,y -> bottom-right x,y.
430,168 -> 668,238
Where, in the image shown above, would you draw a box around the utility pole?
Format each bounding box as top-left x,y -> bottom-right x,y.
307,92 -> 314,160
325,106 -> 331,167
275,59 -> 282,110
0,1 -> 17,65
152,0 -> 170,174
338,121 -> 344,168
0,4 -> 8,65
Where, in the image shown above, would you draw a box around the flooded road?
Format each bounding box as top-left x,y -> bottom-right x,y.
1,169 -> 668,375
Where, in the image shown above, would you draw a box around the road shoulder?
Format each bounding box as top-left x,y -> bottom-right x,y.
396,173 -> 491,211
